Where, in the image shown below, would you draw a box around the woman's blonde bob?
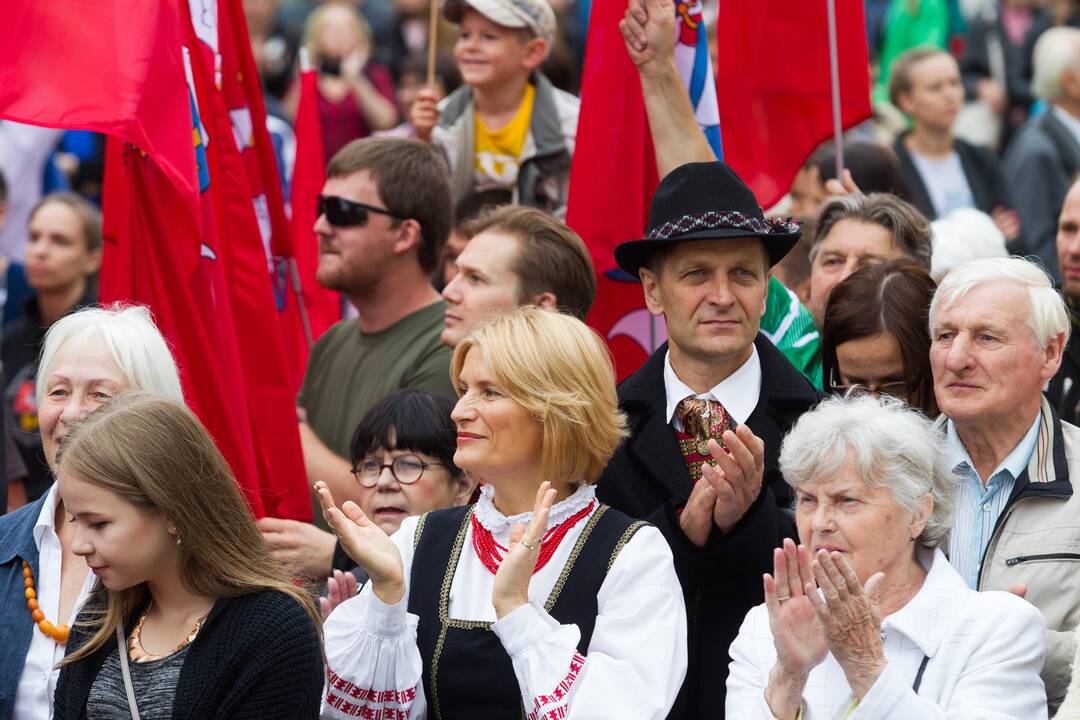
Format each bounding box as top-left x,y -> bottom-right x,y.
56,393 -> 320,664
450,307 -> 627,485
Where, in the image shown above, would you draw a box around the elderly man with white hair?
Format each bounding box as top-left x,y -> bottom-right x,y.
727,395 -> 1048,718
1003,27 -> 1080,281
930,256 -> 1078,711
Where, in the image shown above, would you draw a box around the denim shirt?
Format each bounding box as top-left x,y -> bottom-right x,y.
0,493 -> 48,720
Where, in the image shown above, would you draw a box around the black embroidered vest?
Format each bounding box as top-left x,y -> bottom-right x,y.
407,503 -> 646,720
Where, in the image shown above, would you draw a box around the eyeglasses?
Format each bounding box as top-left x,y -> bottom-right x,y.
832,381 -> 910,399
352,454 -> 444,487
317,194 -> 401,227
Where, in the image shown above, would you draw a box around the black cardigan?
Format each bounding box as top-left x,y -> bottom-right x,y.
53,590 -> 324,720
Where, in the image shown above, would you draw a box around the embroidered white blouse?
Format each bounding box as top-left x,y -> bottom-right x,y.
321,484 -> 688,719
726,547 -> 1049,719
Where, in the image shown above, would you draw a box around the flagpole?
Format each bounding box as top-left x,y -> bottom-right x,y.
292,47 -> 317,350
826,0 -> 845,178
427,0 -> 439,85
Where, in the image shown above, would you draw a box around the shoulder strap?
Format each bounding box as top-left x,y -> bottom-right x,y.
115,621 -> 142,720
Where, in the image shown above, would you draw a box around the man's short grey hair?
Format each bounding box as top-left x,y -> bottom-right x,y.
929,257 -> 1071,347
36,304 -> 183,407
811,193 -> 933,271
779,394 -> 955,549
1032,27 -> 1080,103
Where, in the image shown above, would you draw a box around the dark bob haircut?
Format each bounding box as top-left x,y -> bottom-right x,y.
822,258 -> 938,417
348,390 -> 462,477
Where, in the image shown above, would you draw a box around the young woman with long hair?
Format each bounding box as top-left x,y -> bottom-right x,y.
51,393 -> 324,719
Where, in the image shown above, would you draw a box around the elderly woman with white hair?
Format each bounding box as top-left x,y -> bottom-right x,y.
727,395 -> 1049,719
0,305 -> 183,720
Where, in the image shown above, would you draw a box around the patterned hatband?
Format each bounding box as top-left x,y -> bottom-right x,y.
646,210 -> 800,242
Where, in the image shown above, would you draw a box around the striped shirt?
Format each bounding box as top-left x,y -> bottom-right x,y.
946,415 -> 1041,589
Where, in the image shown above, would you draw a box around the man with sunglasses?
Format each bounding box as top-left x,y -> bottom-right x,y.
289,137 -> 455,553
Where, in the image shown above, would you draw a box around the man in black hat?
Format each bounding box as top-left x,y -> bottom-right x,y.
595,1 -> 820,716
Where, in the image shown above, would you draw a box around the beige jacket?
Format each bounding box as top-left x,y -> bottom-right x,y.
943,397 -> 1080,711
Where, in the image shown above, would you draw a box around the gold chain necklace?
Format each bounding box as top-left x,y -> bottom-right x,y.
127,601 -> 209,663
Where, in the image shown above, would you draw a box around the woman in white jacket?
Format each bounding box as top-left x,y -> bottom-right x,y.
727,394 -> 1048,719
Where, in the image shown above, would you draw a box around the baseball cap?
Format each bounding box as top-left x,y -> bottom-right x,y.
441,0 -> 557,47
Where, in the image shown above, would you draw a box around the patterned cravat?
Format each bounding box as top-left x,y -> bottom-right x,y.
674,397 -> 735,482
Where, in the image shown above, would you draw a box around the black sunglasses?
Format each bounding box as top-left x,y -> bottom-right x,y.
317,194 -> 401,227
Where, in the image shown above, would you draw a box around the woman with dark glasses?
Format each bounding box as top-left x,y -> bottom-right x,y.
319,390 -> 478,617
822,258 -> 938,417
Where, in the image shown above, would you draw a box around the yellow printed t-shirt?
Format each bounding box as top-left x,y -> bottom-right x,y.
473,83 -> 535,192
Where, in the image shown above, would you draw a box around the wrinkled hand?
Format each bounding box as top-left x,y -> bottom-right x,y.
410,88 -> 441,143
619,0 -> 676,70
315,481 -> 405,605
492,482 -> 556,619
991,206 -> 1021,243
679,475 -> 718,547
807,550 -> 886,699
258,516 -> 337,579
701,425 -> 765,534
319,569 -> 360,620
765,539 -> 828,676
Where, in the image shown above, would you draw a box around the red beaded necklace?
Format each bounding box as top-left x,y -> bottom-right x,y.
470,500 -> 595,575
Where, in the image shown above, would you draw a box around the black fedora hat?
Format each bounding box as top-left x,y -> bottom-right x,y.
614,161 -> 801,276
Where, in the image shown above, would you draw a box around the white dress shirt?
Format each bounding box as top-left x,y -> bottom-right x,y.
726,547 -> 1048,719
321,484 -> 688,719
14,485 -> 96,720
663,345 -> 762,430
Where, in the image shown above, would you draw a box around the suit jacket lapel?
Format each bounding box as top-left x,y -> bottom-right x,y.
628,397 -> 694,503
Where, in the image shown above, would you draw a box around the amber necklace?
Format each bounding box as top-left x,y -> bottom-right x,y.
21,560 -> 70,644
128,600 -> 209,663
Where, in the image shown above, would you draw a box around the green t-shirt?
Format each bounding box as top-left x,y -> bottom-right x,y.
297,300 -> 455,458
760,276 -> 822,389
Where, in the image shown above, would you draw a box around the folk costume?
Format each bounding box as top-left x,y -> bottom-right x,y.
596,161 -> 819,719
321,483 -> 687,719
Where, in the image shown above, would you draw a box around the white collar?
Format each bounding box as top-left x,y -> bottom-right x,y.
1052,104 -> 1080,150
663,345 -> 761,427
881,546 -> 973,658
32,485 -> 61,551
474,483 -> 596,535
944,413 -> 1041,481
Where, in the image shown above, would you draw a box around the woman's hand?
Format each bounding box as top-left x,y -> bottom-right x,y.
492,482 -> 556,620
807,550 -> 886,699
319,569 -> 360,620
763,540 -> 826,720
315,481 -> 405,605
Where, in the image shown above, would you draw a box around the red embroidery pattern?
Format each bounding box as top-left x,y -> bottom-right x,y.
324,668 -> 415,719
527,652 -> 586,720
470,501 -> 596,575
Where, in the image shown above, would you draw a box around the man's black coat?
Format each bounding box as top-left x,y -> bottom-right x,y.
596,334 -> 820,720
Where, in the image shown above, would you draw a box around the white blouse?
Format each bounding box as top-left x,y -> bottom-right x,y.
14,485 -> 96,720
726,548 -> 1049,720
321,484 -> 688,719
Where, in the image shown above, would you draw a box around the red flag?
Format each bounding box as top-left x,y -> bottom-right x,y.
187,0 -> 312,521
567,0 -> 662,381
0,1 -> 195,200
715,0 -> 872,208
100,137 -> 268,516
290,61 -> 342,343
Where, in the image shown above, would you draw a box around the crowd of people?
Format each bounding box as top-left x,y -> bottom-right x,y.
6,0 -> 1080,718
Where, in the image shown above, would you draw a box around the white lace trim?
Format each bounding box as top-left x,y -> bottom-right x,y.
474,483 -> 596,539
